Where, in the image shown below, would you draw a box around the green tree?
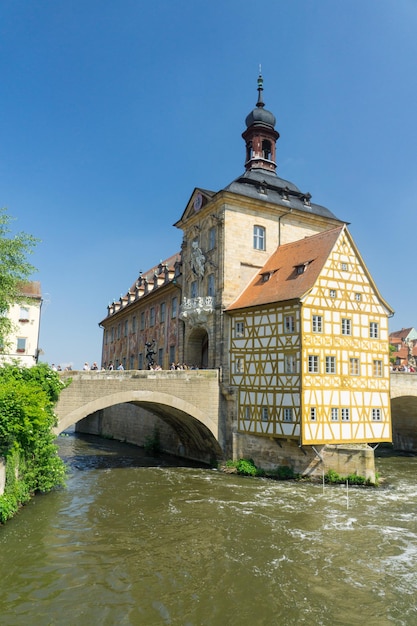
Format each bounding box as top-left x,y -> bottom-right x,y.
0,208 -> 39,348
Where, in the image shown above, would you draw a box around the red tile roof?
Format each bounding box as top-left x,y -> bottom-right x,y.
227,226 -> 344,311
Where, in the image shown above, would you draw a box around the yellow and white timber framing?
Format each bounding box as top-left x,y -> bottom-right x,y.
229,226 -> 392,446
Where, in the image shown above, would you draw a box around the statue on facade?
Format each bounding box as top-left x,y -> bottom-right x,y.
191,241 -> 205,278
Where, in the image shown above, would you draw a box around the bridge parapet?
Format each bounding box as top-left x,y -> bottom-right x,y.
55,369 -> 221,439
390,372 -> 417,399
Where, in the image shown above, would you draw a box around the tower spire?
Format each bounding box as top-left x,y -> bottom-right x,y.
242,72 -> 280,174
256,68 -> 265,108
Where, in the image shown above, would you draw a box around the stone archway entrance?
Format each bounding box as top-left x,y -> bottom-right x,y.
187,327 -> 209,369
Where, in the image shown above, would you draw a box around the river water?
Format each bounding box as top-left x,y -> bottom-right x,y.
0,433 -> 416,626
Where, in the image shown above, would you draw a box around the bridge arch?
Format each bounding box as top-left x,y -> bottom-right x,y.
54,370 -> 223,463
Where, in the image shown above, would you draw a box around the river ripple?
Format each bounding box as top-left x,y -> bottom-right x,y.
0,434 -> 416,626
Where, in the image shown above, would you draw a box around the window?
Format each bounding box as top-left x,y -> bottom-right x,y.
341,262 -> 348,271
245,406 -> 251,420
140,312 -> 145,330
310,407 -> 317,421
341,408 -> 350,421
285,354 -> 296,374
16,337 -> 26,353
312,315 -> 323,333
235,358 -> 244,374
132,316 -> 136,333
329,289 -> 337,298
331,408 -> 339,421
341,318 -> 351,335
138,353 -> 143,369
158,348 -> 163,366
308,355 -> 319,373
253,225 -> 266,251
124,320 -> 128,337
191,280 -> 198,298
261,407 -> 268,421
372,409 -> 382,421
160,302 -> 166,323
208,273 -> 215,297
117,323 -> 121,339
350,358 -> 360,375
129,355 -> 134,370
111,327 -> 114,342
373,360 -> 383,377
19,307 -> 29,321
235,321 -> 244,337
262,139 -> 272,160
150,307 -> 155,326
370,322 -> 379,339
208,226 -> 216,250
355,293 -> 361,302
285,315 -> 295,333
325,356 -> 336,374
284,408 -> 293,422
171,296 -> 178,318
169,345 -> 175,364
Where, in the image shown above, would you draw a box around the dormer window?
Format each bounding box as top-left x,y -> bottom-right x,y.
260,269 -> 277,283
295,261 -> 311,275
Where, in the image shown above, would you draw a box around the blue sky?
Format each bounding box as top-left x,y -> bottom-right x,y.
2,1 -> 417,369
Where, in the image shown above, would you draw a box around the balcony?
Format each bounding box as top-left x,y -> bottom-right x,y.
179,296 -> 215,325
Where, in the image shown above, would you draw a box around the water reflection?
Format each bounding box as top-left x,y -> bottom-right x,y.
0,434 -> 416,625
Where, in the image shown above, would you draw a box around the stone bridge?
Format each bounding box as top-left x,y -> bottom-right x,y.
55,369 -> 225,463
54,370 -> 417,462
389,372 -> 417,452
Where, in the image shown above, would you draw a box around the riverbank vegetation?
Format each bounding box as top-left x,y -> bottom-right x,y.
0,363 -> 68,523
222,458 -> 297,480
222,458 -> 378,486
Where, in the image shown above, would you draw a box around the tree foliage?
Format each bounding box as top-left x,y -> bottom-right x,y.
0,363 -> 67,523
0,207 -> 39,347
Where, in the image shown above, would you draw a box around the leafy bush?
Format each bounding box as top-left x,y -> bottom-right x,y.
324,468 -> 376,486
0,363 -> 67,523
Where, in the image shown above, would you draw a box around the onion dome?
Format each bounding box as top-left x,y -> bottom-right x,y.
245,72 -> 276,129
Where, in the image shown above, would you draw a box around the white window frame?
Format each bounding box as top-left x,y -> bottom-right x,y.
235,321 -> 244,337
310,407 -> 317,421
253,225 -> 266,251
370,322 -> 379,339
331,408 -> 339,421
341,318 -> 351,336
341,408 -> 350,421
325,356 -> 336,374
284,315 -> 295,333
372,409 -> 382,421
261,407 -> 268,421
350,358 -> 360,375
373,360 -> 383,377
284,408 -> 293,422
308,355 -> 319,373
285,354 -> 297,374
312,315 -> 323,333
